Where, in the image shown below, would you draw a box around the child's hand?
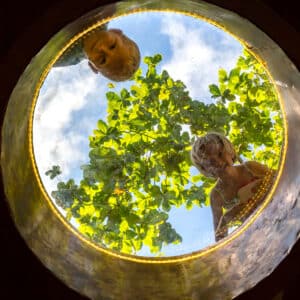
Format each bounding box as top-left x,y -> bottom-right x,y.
237,179 -> 263,203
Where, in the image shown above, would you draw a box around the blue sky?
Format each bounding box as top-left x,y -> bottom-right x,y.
33,12 -> 243,256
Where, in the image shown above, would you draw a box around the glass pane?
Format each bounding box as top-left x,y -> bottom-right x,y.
33,11 -> 284,257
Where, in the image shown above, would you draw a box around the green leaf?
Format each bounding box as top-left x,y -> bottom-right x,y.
50,52 -> 283,256
191,174 -> 202,183
121,88 -> 130,99
97,120 -> 108,133
248,87 -> 258,100
107,82 -> 115,89
218,69 -> 228,83
209,84 -> 221,97
229,75 -> 239,85
153,54 -> 162,64
106,91 -> 120,102
229,67 -> 240,79
145,211 -> 168,225
45,165 -> 62,179
226,93 -> 236,101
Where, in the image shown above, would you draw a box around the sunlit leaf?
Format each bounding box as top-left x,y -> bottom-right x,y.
107,82 -> 115,89
218,69 -> 228,83
49,50 -> 283,256
209,84 -> 221,98
97,120 -> 108,133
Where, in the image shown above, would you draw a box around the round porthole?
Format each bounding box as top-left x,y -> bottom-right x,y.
1,1 -> 300,299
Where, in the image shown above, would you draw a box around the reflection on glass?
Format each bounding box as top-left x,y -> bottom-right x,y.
54,25 -> 141,81
33,12 -> 283,257
191,133 -> 276,241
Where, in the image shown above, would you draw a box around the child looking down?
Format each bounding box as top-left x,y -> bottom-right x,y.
191,132 -> 274,241
55,26 -> 140,82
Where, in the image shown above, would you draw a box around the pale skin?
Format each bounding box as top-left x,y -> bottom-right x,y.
201,141 -> 270,241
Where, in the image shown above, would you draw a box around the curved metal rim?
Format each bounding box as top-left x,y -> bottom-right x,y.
3,1 -> 299,299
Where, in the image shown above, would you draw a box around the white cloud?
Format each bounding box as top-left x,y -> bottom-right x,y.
160,15 -> 243,102
33,62 -> 106,192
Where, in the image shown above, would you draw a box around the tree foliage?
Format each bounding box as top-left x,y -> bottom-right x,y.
47,49 -> 283,255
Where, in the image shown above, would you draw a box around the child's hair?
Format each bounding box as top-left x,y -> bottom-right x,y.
191,132 -> 237,177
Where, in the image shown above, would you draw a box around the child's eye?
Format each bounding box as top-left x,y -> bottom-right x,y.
109,43 -> 116,50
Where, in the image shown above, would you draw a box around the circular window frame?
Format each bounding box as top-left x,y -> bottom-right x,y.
31,7 -> 287,262
1,1 -> 300,299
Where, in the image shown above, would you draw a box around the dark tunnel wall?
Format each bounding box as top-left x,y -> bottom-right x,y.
0,1 -> 300,299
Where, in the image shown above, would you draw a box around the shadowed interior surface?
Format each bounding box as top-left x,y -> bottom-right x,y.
0,0 -> 296,300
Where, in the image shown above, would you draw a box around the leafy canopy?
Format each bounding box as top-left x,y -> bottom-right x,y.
47,49 -> 283,255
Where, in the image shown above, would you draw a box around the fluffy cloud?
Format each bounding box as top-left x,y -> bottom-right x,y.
33,62 -> 106,192
160,14 -> 243,102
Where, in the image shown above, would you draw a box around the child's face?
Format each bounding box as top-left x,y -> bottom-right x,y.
83,29 -> 135,80
200,142 -> 234,177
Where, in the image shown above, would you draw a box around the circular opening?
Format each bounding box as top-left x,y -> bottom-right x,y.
32,10 -> 284,258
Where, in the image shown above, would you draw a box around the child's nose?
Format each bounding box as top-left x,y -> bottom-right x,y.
209,158 -> 217,165
96,43 -> 113,54
95,50 -> 107,65
96,46 -> 106,55
209,157 -> 222,166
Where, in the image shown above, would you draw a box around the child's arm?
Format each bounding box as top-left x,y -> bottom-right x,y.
237,178 -> 264,203
210,189 -> 227,241
244,161 -> 270,178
